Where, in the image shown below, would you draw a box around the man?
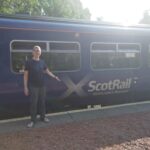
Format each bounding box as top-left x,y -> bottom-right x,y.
24,45 -> 60,128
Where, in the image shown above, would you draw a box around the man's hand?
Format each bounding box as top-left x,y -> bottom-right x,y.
55,76 -> 61,82
24,87 -> 29,96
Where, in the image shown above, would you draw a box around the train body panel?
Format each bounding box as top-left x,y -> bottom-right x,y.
0,15 -> 150,119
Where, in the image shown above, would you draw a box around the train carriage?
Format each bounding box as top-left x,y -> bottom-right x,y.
0,15 -> 150,119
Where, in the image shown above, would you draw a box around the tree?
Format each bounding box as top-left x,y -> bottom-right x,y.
97,17 -> 104,22
0,0 -> 91,20
0,0 -> 37,14
139,10 -> 150,24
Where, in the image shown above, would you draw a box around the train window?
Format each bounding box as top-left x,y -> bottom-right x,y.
91,52 -> 116,69
91,43 -> 140,70
41,52 -> 80,71
11,41 -> 47,51
11,52 -> 32,73
118,44 -> 140,51
117,43 -> 140,68
45,42 -> 80,71
50,42 -> 79,51
115,52 -> 140,68
91,43 -> 116,69
92,43 -> 116,51
11,40 -> 48,73
11,41 -> 80,73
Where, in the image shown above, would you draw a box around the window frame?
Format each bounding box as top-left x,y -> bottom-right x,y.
90,42 -> 141,71
10,40 -> 81,74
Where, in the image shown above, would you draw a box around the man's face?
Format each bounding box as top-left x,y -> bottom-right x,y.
32,47 -> 41,57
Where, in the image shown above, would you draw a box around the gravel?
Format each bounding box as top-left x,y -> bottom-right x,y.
0,111 -> 150,150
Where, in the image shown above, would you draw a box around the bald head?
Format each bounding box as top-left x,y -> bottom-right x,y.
32,46 -> 42,59
33,46 -> 41,52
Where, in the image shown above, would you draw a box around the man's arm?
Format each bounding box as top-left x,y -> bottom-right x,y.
45,68 -> 61,81
24,70 -> 29,96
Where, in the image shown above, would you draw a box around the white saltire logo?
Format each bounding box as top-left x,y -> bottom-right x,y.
60,74 -> 91,99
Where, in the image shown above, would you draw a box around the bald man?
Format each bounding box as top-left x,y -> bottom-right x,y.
24,46 -> 60,128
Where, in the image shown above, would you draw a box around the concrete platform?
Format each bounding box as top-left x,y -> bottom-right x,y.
1,100 -> 150,134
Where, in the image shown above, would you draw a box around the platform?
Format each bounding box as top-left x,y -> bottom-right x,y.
0,100 -> 150,134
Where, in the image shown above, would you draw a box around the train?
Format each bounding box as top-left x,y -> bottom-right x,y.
0,14 -> 150,120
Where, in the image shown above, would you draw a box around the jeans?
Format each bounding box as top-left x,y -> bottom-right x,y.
29,86 -> 46,122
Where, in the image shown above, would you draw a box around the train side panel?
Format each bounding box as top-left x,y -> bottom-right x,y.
0,17 -> 150,119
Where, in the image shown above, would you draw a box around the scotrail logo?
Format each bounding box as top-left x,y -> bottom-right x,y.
60,76 -> 135,99
88,78 -> 132,93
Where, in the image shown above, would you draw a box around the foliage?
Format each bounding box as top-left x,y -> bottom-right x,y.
139,10 -> 150,24
0,0 -> 91,20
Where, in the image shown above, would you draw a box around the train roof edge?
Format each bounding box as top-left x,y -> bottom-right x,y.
0,13 -> 150,29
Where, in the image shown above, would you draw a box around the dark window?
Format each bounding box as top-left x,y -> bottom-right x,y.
117,44 -> 140,68
91,43 -> 140,70
11,41 -> 80,73
41,52 -> 80,71
118,44 -> 140,51
92,43 -> 116,51
50,42 -> 79,51
115,52 -> 140,68
11,41 -> 47,51
91,52 -> 116,69
11,52 -> 32,73
48,42 -> 80,71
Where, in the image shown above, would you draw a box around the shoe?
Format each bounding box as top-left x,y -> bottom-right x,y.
42,117 -> 49,123
27,121 -> 34,128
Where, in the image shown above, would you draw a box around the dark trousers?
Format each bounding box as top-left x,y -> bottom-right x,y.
29,86 -> 46,122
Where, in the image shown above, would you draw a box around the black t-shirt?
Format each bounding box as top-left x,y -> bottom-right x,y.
25,59 -> 48,87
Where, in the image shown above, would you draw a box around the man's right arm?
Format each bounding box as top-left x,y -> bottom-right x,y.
24,70 -> 29,96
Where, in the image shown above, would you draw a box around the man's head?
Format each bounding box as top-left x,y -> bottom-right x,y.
32,46 -> 41,58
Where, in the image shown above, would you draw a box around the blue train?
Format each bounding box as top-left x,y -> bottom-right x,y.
0,15 -> 150,120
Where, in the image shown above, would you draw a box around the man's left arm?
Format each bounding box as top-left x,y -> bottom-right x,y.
45,68 -> 61,81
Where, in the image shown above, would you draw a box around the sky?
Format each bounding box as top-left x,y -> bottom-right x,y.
80,0 -> 150,25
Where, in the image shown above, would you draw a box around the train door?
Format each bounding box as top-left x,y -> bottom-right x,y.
132,39 -> 150,102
